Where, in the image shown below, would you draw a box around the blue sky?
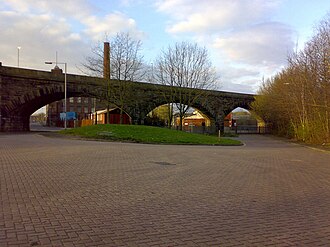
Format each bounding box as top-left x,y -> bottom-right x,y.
1,0 -> 329,94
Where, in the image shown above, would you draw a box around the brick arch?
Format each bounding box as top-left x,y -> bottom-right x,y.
1,82 -> 102,131
0,65 -> 255,132
223,105 -> 252,117
142,101 -> 215,127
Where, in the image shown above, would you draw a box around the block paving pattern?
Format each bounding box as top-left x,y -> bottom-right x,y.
1,133 -> 330,246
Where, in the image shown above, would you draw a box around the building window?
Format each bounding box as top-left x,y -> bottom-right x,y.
84,107 -> 89,113
77,106 -> 82,113
77,97 -> 81,103
70,106 -> 74,112
69,97 -> 74,103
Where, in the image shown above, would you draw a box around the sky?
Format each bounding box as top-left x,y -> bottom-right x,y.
1,0 -> 329,95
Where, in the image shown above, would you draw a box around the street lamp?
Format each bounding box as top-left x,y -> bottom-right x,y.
17,46 -> 21,67
45,61 -> 67,129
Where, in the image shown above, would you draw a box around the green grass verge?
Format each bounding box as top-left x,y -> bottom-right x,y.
59,124 -> 242,146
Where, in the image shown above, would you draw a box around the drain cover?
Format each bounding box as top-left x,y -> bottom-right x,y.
154,161 -> 176,166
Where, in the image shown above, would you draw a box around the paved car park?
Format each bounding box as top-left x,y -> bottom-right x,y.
0,133 -> 330,246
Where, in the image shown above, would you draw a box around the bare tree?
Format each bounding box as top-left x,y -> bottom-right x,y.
110,32 -> 144,81
154,41 -> 218,130
110,32 -> 144,123
82,32 -> 144,124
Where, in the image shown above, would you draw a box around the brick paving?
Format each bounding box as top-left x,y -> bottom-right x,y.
0,133 -> 330,246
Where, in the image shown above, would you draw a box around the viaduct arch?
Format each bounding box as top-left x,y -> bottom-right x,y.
0,64 -> 255,132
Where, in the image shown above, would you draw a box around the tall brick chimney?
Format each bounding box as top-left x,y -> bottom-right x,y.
103,42 -> 110,79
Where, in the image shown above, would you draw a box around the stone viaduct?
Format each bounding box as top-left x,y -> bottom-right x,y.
0,64 -> 255,132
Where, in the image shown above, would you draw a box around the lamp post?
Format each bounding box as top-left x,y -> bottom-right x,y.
17,46 -> 21,67
45,61 -> 67,129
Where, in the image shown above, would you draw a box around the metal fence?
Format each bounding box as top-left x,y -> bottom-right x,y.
170,125 -> 272,135
172,125 -> 217,134
227,126 -> 272,134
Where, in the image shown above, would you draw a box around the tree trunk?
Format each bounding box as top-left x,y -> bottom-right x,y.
94,98 -> 98,125
106,105 -> 110,124
179,115 -> 183,131
167,103 -> 173,129
120,106 -> 123,124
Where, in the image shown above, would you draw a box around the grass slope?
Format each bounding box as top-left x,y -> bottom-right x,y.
60,124 -> 242,145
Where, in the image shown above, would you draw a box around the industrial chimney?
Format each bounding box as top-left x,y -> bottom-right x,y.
103,42 -> 110,79
103,42 -> 111,124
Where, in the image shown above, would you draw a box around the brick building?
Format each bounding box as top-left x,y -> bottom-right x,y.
91,108 -> 131,125
46,97 -> 95,127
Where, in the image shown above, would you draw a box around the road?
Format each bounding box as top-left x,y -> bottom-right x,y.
30,123 -> 64,132
0,133 -> 330,246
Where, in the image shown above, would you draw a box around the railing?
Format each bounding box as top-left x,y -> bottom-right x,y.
181,125 -> 217,134
227,126 -> 272,134
170,125 -> 272,135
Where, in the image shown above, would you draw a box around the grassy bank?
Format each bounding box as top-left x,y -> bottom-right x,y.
59,124 -> 242,146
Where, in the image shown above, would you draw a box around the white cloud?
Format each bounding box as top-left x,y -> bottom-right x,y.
82,12 -> 143,41
221,81 -> 257,94
0,0 -> 145,73
119,0 -> 147,7
219,66 -> 260,80
155,0 -> 293,92
2,0 -> 94,19
213,22 -> 294,66
156,0 -> 281,33
2,0 -> 143,38
0,10 -> 88,72
217,66 -> 262,93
